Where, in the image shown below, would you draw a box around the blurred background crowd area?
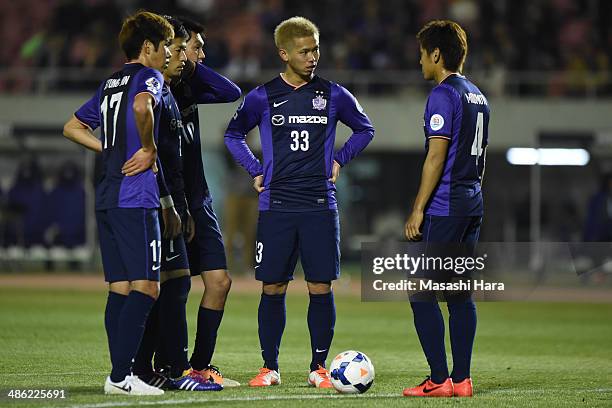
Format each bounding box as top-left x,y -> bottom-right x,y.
1,0 -> 611,96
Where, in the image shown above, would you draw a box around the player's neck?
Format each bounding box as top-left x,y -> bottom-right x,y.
126,55 -> 147,66
434,69 -> 459,84
281,70 -> 312,88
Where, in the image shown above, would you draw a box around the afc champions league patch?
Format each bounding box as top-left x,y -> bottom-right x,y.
145,76 -> 161,95
429,114 -> 444,131
312,92 -> 327,111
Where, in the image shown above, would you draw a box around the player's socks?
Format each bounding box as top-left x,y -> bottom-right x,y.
132,299 -> 160,376
257,293 -> 286,371
447,299 -> 477,383
410,301 -> 449,384
104,292 -> 127,371
307,291 -> 335,371
190,306 -> 224,370
159,276 -> 191,378
110,290 -> 155,383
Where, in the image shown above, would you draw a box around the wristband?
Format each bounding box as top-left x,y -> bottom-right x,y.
160,196 -> 174,209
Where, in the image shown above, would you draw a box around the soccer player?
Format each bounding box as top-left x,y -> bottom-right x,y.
62,11 -> 174,395
170,16 -> 241,387
403,20 -> 489,398
224,16 -> 374,388
132,16 -> 222,392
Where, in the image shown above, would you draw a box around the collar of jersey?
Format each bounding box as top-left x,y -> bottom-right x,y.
279,73 -> 315,90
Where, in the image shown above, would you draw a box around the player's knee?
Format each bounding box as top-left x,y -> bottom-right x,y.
207,272 -> 232,295
262,281 -> 288,295
306,281 -> 332,295
109,281 -> 130,296
131,280 -> 160,300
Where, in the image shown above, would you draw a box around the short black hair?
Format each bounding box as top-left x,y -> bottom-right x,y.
417,20 -> 468,72
163,15 -> 189,40
177,16 -> 205,35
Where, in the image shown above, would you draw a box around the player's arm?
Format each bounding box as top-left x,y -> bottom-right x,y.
183,62 -> 241,103
65,90 -> 102,152
224,89 -> 264,192
156,158 -> 182,239
63,116 -> 102,152
479,146 -> 487,186
333,85 -> 375,181
405,138 -> 449,241
122,93 -> 158,176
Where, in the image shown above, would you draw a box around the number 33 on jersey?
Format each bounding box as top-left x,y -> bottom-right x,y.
224,75 -> 375,212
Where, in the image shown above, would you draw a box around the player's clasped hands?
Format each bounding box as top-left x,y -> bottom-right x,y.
404,210 -> 424,241
121,147 -> 157,176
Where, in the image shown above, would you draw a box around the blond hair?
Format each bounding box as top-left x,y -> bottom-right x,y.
274,16 -> 319,50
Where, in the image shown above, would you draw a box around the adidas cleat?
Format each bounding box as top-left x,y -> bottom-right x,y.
168,369 -> 223,391
137,371 -> 170,389
192,364 -> 241,387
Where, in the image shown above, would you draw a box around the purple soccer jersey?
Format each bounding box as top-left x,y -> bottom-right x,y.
224,75 -> 374,211
423,74 -> 490,216
75,63 -> 164,210
171,62 -> 241,210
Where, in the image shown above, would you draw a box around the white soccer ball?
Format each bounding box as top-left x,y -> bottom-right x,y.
329,350 -> 375,394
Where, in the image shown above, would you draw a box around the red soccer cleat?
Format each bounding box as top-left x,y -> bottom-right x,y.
453,378 -> 473,397
307,365 -> 333,388
402,377 -> 454,397
248,368 -> 281,387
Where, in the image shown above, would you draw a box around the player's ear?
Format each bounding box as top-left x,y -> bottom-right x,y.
278,48 -> 289,63
433,48 -> 441,64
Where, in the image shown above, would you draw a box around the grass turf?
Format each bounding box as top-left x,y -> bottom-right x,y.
1,283 -> 611,407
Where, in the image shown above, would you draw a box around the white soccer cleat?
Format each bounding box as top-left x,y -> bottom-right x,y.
104,375 -> 165,395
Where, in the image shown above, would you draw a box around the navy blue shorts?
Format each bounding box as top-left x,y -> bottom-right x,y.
96,208 -> 161,283
187,201 -> 227,275
422,215 -> 482,244
255,210 -> 340,283
160,208 -> 190,272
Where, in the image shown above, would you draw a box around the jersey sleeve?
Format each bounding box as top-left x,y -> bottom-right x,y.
424,85 -> 457,139
74,87 -> 102,130
155,158 -> 171,201
188,63 -> 242,104
224,88 -> 265,178
134,68 -> 164,107
333,85 -> 375,167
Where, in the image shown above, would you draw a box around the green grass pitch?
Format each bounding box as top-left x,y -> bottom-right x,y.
1,281 -> 611,407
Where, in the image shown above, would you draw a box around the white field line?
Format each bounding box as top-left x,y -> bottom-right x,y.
61,388 -> 612,408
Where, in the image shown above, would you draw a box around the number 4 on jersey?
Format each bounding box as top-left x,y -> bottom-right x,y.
471,112 -> 484,163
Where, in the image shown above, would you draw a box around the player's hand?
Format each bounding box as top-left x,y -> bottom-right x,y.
181,59 -> 196,80
122,148 -> 157,176
253,175 -> 265,193
328,160 -> 341,183
405,210 -> 424,241
184,210 -> 196,243
162,207 -> 182,239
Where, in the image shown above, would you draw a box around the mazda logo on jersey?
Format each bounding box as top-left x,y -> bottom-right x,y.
271,115 -> 285,126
